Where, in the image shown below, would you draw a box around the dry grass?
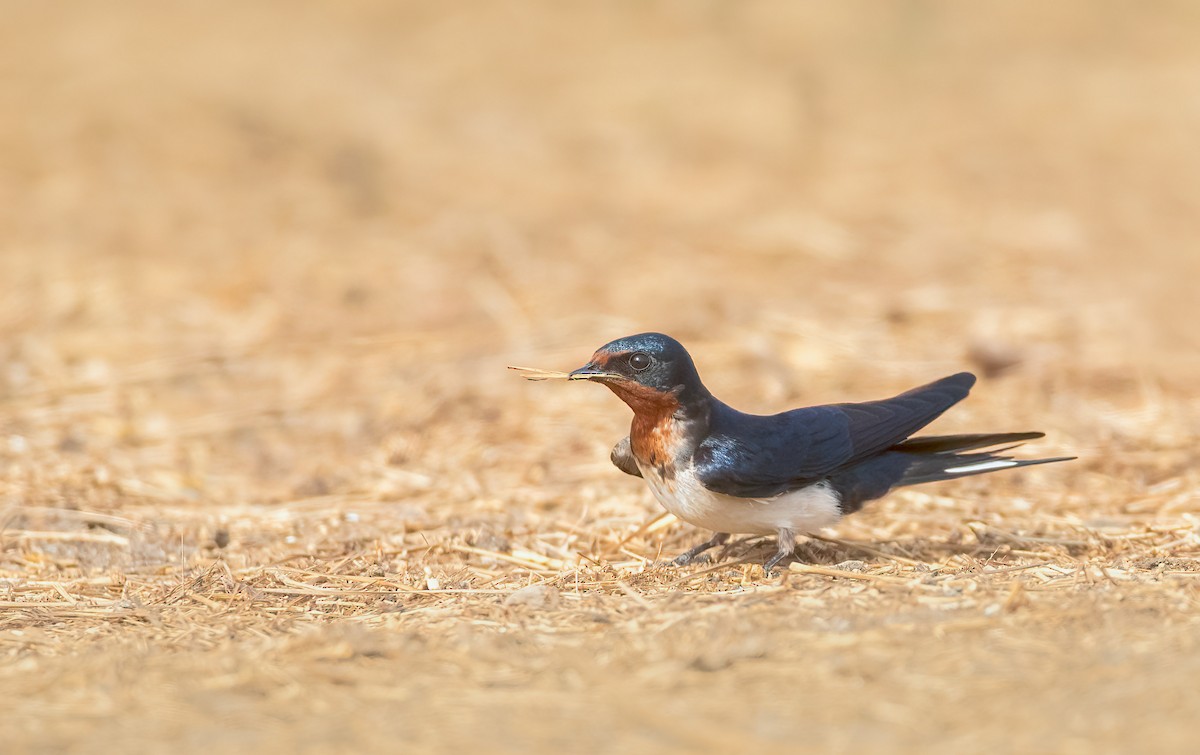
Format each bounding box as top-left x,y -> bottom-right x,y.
2,1 -> 1199,752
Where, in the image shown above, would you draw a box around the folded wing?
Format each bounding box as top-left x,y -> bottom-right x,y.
694,372 -> 977,498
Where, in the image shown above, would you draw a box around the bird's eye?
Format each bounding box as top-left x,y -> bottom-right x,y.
628,352 -> 651,371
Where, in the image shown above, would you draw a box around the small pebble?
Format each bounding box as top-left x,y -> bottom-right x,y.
504,584 -> 560,609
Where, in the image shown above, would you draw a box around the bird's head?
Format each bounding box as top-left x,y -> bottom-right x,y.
569,332 -> 709,413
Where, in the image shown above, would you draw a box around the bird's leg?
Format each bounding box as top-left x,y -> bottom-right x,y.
672,532 -> 731,566
763,528 -> 797,575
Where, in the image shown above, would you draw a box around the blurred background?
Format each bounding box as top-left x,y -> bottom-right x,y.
2,1 -> 1199,752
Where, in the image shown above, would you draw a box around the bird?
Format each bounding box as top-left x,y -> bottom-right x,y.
562,332 -> 1073,573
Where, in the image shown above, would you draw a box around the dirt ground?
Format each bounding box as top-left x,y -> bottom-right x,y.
2,2 -> 1199,753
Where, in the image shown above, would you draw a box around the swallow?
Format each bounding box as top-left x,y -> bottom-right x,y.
565,332 -> 1073,573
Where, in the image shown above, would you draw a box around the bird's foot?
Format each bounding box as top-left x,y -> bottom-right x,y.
762,529 -> 797,576
762,553 -> 789,578
672,532 -> 730,566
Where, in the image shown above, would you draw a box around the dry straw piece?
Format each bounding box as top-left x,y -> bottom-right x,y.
506,365 -> 576,381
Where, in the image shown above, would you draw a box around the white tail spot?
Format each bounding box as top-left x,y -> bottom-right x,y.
944,459 -> 1019,474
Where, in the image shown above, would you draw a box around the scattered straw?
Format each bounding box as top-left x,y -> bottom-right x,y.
3,530 -> 130,547
786,563 -> 920,586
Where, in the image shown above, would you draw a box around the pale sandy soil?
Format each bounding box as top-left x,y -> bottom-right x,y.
2,2 -> 1199,753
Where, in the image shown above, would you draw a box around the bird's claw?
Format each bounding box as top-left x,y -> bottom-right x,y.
671,533 -> 731,567
762,553 -> 790,576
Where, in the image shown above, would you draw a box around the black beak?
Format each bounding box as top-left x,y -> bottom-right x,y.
568,363 -> 620,381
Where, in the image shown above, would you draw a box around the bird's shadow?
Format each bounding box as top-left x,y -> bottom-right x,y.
710,532 -> 1051,568
710,532 -> 1089,571
714,536 -> 877,568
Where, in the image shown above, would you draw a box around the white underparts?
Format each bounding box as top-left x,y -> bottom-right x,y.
636,460 -> 842,536
943,459 -> 1019,474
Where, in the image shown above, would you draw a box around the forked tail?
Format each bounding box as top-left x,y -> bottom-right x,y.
831,432 -> 1075,514
894,432 -> 1075,487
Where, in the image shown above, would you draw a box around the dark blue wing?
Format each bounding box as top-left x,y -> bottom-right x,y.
693,373 -> 977,498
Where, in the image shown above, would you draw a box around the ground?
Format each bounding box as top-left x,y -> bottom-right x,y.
2,2 -> 1199,753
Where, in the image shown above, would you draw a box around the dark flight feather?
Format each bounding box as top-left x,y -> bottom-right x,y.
893,431 -> 1044,454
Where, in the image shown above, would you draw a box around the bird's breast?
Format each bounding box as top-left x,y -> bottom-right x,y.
630,412 -> 682,479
